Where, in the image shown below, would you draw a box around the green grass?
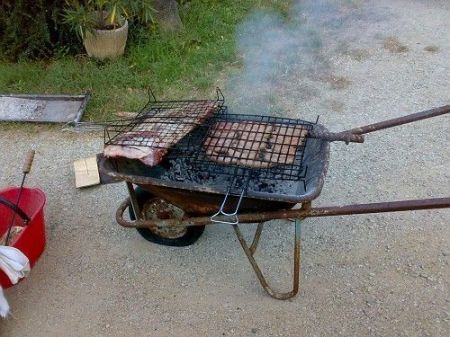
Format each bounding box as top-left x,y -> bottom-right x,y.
0,0 -> 291,121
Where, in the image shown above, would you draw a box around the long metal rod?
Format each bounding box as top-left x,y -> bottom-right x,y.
307,198 -> 450,216
115,197 -> 450,229
293,219 -> 301,298
341,104 -> 450,135
249,222 -> 264,255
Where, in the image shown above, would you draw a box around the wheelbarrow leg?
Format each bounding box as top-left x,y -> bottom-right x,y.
125,182 -> 141,219
233,219 -> 302,300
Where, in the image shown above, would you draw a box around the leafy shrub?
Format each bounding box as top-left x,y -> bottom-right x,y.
0,0 -> 81,61
0,0 -> 154,61
62,0 -> 155,40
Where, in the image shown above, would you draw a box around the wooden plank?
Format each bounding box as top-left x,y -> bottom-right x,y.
74,157 -> 100,188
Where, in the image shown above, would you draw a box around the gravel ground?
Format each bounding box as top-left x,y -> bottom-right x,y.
1,0 -> 449,336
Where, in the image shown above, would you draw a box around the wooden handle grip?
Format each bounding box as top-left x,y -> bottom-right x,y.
23,150 -> 35,174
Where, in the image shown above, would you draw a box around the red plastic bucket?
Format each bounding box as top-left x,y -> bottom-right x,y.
0,187 -> 46,288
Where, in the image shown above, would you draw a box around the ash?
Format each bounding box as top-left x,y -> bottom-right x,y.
160,157 -> 229,187
160,156 -> 302,196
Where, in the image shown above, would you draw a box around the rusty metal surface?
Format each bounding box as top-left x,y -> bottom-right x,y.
115,196 -> 450,229
308,129 -> 364,143
103,105 -> 450,229
232,219 -> 302,300
249,222 -> 264,255
307,198 -> 450,217
341,104 -> 450,135
140,197 -> 188,239
139,184 -> 294,215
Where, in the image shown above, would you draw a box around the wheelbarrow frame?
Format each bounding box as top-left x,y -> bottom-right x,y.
114,180 -> 450,300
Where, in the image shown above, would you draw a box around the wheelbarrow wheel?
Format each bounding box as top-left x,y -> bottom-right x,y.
129,187 -> 205,247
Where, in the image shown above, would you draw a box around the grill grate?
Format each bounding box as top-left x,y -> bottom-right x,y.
103,88 -> 317,191
188,113 -> 315,182
104,89 -> 225,155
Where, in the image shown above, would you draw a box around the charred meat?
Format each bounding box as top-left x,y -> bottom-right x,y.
204,121 -> 309,168
104,101 -> 219,166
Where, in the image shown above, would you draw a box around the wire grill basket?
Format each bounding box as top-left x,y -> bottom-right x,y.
189,113 -> 315,182
104,89 -> 226,156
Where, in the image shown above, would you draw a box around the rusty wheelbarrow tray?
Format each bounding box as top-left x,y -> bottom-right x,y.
99,104 -> 450,300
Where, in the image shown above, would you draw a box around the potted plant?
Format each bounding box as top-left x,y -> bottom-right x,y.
63,0 -> 154,59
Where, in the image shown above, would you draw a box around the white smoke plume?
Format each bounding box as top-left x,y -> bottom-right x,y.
226,0 -> 385,117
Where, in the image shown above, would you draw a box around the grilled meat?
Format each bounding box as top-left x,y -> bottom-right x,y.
104,101 -> 219,166
204,121 -> 308,168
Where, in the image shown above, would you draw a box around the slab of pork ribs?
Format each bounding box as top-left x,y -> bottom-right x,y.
104,101 -> 218,166
204,121 -> 309,168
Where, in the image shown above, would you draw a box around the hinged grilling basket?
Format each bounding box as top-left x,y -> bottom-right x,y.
191,113 -> 314,180
185,113 -> 317,224
99,90 -> 450,300
104,88 -> 226,163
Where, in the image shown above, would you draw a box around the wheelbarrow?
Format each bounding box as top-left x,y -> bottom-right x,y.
99,103 -> 450,299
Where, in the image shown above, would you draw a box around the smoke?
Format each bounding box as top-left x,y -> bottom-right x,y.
226,0 -> 384,117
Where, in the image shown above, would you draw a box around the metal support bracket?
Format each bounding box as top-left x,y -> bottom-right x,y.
233,219 -> 302,300
125,182 -> 141,220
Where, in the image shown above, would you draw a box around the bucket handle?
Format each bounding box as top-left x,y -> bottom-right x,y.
0,196 -> 30,223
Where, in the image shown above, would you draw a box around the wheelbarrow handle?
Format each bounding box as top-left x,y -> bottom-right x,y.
0,196 -> 30,223
340,104 -> 450,135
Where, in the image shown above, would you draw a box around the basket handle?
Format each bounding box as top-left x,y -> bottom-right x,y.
339,104 -> 450,135
0,196 -> 30,223
308,129 -> 365,143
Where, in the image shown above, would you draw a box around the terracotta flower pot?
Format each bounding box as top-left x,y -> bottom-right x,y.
83,19 -> 128,60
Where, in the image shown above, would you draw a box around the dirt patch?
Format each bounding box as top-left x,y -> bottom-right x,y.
383,36 -> 409,53
322,75 -> 352,90
336,43 -> 371,61
296,82 -> 320,100
326,99 -> 345,112
424,45 -> 440,53
346,48 -> 371,61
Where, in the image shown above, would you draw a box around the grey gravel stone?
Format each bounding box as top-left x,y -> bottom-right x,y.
1,1 -> 449,337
